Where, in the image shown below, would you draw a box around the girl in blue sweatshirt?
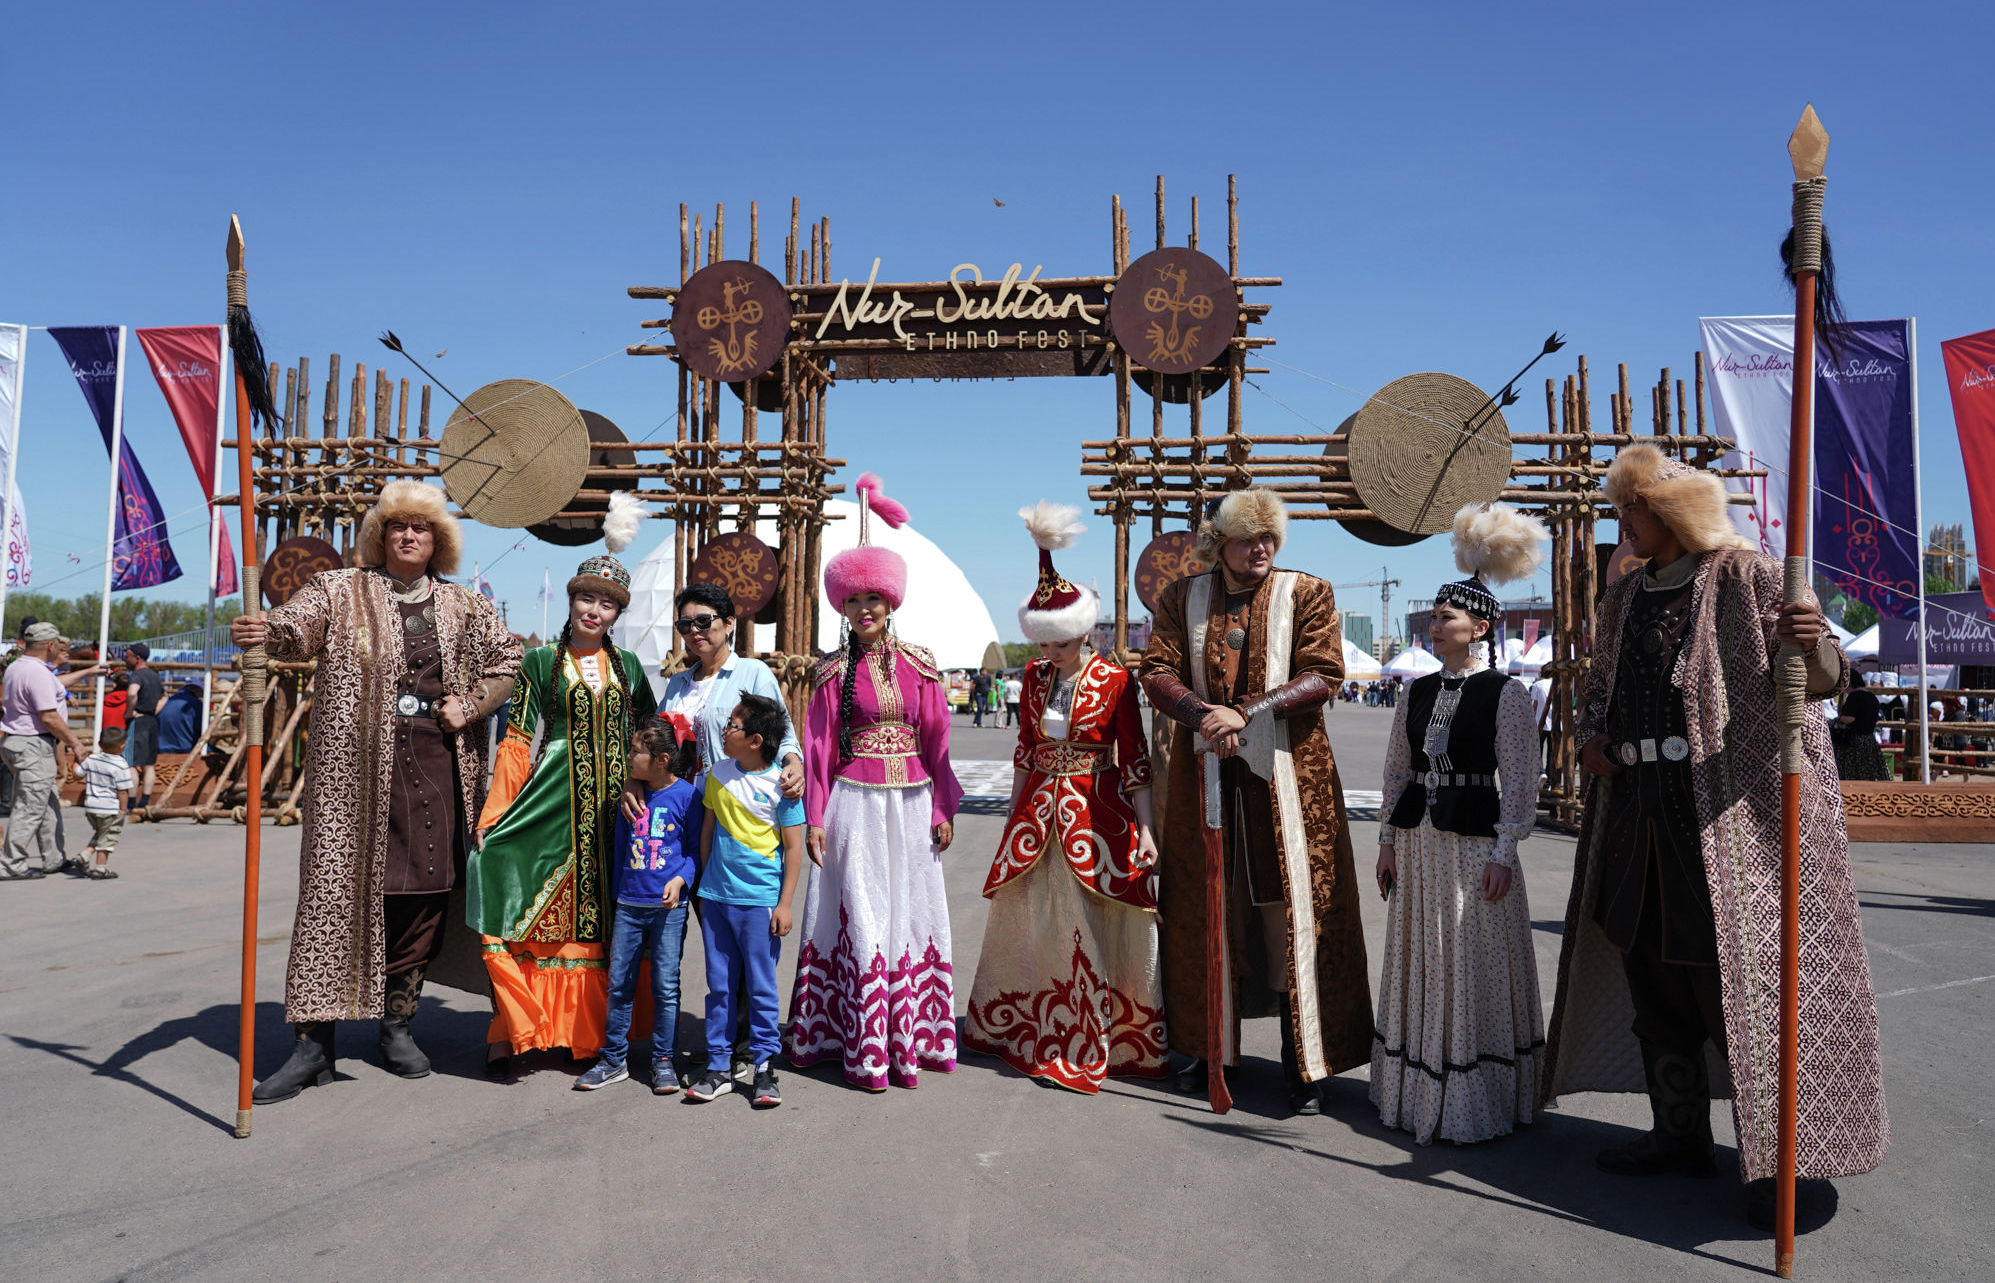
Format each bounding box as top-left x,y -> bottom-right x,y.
576,713 -> 704,1094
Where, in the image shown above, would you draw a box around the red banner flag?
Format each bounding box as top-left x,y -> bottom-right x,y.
137,326 -> 237,596
1941,328 -> 1995,620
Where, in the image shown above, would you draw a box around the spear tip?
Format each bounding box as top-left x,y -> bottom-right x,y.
1789,104 -> 1829,181
226,214 -> 244,271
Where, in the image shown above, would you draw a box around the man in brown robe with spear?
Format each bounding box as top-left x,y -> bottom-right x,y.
1542,443 -> 1887,1225
1140,488 -> 1373,1115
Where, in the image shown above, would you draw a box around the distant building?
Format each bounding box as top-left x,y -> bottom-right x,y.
1091,617 -> 1153,655
1406,596 -> 1553,650
1340,610 -> 1374,657
1927,522 -> 1970,592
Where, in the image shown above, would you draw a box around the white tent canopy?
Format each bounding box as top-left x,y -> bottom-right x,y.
1845,623 -> 1879,660
1342,638 -> 1382,681
1509,635 -> 1552,675
626,497 -> 1002,699
1383,644 -> 1442,677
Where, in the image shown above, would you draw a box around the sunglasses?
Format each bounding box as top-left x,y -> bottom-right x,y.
674,614 -> 723,635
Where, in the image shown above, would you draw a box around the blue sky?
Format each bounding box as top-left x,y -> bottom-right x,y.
5,1 -> 1991,642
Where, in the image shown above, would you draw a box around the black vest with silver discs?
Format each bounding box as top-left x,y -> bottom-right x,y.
1386,667 -> 1508,837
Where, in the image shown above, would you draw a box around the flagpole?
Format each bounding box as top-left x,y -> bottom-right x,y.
204,330 -> 230,736
93,326 -> 130,751
1910,318 -> 1930,784
0,324 -> 25,632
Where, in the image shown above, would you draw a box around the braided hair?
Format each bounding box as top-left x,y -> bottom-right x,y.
836,623 -> 864,766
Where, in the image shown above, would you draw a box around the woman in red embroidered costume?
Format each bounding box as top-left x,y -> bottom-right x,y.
786,473 -> 964,1091
964,502 -> 1166,1092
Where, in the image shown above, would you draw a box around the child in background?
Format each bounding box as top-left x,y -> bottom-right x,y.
79,727 -> 136,880
685,694 -> 804,1108
575,713 -> 704,1094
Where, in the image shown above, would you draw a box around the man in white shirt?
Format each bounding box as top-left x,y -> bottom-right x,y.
2,622 -> 88,879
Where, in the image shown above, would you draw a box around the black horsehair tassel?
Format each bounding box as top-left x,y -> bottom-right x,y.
1782,227 -> 1849,364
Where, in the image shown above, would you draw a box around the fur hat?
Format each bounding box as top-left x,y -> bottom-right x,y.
1016,501 -> 1099,643
824,472 -> 910,611
1195,488 -> 1287,564
1435,502 -> 1548,622
1603,443 -> 1751,555
567,554 -> 632,610
357,480 -> 462,577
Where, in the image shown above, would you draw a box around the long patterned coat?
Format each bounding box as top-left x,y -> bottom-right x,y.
1140,569 -> 1374,1081
982,654 -> 1155,909
1543,549 -> 1888,1180
264,569 -> 521,1022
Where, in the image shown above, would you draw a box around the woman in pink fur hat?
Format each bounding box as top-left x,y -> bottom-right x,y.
785,473 -> 964,1091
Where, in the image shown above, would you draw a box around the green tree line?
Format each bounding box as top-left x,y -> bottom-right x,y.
1,594 -> 242,645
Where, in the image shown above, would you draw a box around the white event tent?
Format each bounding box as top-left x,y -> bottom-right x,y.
1383,644 -> 1442,677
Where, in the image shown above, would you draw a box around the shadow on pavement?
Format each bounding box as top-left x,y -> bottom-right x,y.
1858,893 -> 1995,918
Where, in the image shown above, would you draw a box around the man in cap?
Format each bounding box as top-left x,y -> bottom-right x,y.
1139,488 -> 1373,1115
1,622 -> 88,879
231,480 -> 521,1100
121,642 -> 166,811
1542,443 -> 1887,1225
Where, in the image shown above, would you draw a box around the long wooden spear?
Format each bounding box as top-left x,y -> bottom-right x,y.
1775,103 -> 1831,1278
224,215 -> 276,1138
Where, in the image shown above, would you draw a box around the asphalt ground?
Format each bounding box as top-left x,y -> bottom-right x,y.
1,701 -> 1988,1280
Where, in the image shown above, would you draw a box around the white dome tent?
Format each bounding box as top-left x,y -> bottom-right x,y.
625,498 -> 1002,699
1342,637 -> 1382,681
1383,644 -> 1443,678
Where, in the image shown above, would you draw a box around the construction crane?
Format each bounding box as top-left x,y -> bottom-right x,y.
1334,567 -> 1403,656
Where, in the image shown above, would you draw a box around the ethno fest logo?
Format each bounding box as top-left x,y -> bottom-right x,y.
152,359 -> 213,382
1139,261 -> 1215,367
1959,364 -> 1995,393
1818,356 -> 1895,383
1710,351 -> 1793,379
696,275 -> 767,378
68,359 -> 118,383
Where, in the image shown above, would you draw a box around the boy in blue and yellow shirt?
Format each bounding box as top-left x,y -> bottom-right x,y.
685,693 -> 804,1108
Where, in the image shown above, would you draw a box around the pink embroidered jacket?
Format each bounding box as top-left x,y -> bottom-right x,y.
805,638 -> 963,830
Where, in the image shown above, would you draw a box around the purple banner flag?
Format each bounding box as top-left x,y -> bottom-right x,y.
1813,319 -> 1917,617
47,326 -> 183,591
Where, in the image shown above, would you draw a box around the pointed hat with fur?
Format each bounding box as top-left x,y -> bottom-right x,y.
1016,501 -> 1099,643
1604,443 -> 1751,555
824,472 -> 910,610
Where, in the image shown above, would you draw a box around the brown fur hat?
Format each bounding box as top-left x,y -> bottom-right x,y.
357,480 -> 463,577
1603,443 -> 1750,555
1195,487 -> 1288,563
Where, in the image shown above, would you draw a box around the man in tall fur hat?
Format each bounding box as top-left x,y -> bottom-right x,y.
1542,443 -> 1887,1225
1139,487 -> 1373,1115
232,480 -> 523,1101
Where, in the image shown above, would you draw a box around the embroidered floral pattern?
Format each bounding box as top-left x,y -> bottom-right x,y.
966,929 -> 1167,1093
789,904 -> 956,1090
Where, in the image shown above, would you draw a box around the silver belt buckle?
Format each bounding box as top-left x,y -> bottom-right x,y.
1640,737 -> 1659,763
1422,770 -> 1440,790
1617,741 -> 1639,766
396,694 -> 422,717
1661,735 -> 1689,762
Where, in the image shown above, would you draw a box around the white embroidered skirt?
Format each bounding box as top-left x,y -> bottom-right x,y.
786,779 -> 956,1090
1370,817 -> 1545,1144
963,851 -> 1167,1093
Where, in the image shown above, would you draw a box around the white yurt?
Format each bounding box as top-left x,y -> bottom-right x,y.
1383,644 -> 1443,677
1343,637 -> 1383,681
624,498 -> 1002,698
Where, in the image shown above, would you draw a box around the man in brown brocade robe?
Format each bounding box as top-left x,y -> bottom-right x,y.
1544,444 -> 1887,1228
1139,489 -> 1373,1115
232,481 -> 520,1103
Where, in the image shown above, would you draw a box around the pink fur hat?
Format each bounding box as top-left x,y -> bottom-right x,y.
824,472 -> 910,610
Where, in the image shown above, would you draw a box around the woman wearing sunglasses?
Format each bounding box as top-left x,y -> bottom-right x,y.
655,583 -> 804,792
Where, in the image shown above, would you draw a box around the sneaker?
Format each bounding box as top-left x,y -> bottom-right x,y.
651,1058 -> 681,1095
683,1070 -> 733,1103
573,1058 -> 629,1091
751,1062 -> 782,1108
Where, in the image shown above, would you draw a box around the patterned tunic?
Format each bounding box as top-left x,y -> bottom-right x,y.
262,568 -> 521,1023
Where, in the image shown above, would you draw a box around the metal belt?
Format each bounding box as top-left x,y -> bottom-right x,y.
1614,736 -> 1689,766
1421,770 -> 1495,790
395,693 -> 439,720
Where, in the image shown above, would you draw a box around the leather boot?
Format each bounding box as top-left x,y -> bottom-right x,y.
1175,1057 -> 1208,1096
1280,997 -> 1325,1116
252,1022 -> 336,1103
378,966 -> 433,1079
1596,1041 -> 1718,1176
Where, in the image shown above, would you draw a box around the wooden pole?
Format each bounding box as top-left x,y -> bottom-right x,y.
225,215 -> 267,1140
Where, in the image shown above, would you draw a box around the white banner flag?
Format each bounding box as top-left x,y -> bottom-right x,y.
0,324 -> 33,589
1699,315 -> 1797,557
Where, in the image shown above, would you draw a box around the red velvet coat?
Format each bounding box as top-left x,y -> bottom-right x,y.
982,654 -> 1156,910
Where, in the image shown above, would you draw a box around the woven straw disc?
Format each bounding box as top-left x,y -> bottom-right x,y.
1347,372 -> 1511,536
440,379 -> 591,528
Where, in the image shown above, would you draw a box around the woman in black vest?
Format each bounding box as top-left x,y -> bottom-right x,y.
1371,503 -> 1547,1144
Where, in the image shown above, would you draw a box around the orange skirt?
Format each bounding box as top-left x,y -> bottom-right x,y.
481,937 -> 611,1056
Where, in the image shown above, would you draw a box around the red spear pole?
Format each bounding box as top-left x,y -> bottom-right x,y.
1775,104 -> 1831,1277
225,215 -> 267,1139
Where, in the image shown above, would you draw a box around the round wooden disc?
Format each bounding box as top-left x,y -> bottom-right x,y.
688,532 -> 780,618
439,379 -> 591,528
670,260 -> 792,383
1111,248 -> 1238,375
1343,518 -> 1430,547
529,410 -> 637,547
1603,539 -> 1645,587
1347,372 -> 1511,536
261,536 -> 343,608
1134,531 -> 1208,613
1133,365 -> 1227,404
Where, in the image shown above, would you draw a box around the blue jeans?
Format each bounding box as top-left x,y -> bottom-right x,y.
700,898 -> 782,1072
601,900 -> 689,1066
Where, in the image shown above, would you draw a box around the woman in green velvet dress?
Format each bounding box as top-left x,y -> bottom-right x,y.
468,554 -> 656,1072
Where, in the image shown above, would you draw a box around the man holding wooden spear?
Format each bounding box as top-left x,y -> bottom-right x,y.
1540,443 -> 1887,1227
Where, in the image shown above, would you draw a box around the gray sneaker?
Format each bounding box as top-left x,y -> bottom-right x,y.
574,1058 -> 629,1091
651,1058 -> 681,1095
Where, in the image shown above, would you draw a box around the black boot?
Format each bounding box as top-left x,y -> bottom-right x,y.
1596,1041 -> 1718,1176
252,1022 -> 336,1103
1280,997 -> 1325,1117
378,966 -> 433,1079
1175,1057 -> 1208,1096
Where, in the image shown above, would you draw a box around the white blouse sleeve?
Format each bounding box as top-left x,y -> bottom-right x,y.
1379,692 -> 1414,830
1491,678 -> 1539,869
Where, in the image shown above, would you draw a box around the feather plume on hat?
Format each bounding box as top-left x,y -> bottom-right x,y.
603,491 -> 646,555
1451,502 -> 1549,587
1016,501 -> 1098,643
